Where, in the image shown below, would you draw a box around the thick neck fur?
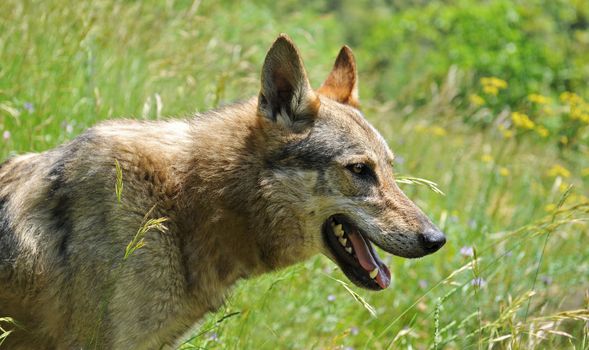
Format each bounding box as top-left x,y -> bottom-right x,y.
174,99 -> 290,303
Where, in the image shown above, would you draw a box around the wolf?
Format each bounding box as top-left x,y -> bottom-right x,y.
0,34 -> 445,349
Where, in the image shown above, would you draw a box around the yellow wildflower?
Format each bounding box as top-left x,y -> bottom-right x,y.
501,128 -> 514,139
570,107 -> 582,120
499,167 -> 510,177
480,77 -> 492,86
547,164 -> 571,178
560,91 -> 582,105
511,112 -> 535,129
544,203 -> 556,212
414,124 -> 427,133
559,182 -> 570,193
498,124 -> 512,138
469,94 -> 485,106
580,114 -> 589,123
560,136 -> 568,145
581,168 -> 589,177
493,78 -> 508,89
528,93 -> 550,105
481,77 -> 508,89
481,154 -> 493,163
535,126 -> 549,138
430,126 -> 447,136
481,77 -> 507,96
483,85 -> 499,96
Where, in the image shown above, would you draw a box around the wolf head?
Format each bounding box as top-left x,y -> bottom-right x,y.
255,35 -> 445,291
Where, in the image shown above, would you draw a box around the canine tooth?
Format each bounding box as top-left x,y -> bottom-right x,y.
338,237 -> 347,246
334,224 -> 344,237
345,247 -> 352,254
369,268 -> 379,279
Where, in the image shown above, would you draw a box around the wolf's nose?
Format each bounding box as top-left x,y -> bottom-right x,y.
421,228 -> 446,253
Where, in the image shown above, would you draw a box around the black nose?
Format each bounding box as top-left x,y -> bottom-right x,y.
421,228 -> 446,253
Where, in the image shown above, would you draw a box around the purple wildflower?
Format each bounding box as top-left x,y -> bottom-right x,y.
460,246 -> 474,257
23,102 -> 34,112
471,277 -> 486,288
540,275 -> 553,286
418,280 -> 428,289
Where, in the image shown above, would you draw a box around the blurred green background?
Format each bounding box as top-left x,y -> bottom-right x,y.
1,0 -> 588,349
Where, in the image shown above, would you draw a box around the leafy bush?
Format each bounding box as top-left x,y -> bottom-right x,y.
332,0 -> 589,108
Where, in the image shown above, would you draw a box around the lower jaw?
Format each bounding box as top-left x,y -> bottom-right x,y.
322,230 -> 387,290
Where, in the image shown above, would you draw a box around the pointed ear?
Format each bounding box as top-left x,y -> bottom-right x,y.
258,34 -> 320,129
317,46 -> 359,108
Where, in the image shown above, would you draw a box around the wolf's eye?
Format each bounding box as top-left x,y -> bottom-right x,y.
350,163 -> 365,174
347,163 -> 374,179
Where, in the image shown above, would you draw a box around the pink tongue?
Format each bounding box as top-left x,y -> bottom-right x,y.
347,228 -> 391,289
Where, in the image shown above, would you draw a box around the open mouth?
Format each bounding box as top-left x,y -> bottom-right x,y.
322,215 -> 391,290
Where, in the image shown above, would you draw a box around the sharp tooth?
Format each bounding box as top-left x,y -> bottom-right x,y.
338,237 -> 347,246
369,268 -> 379,279
345,247 -> 352,254
334,224 -> 344,237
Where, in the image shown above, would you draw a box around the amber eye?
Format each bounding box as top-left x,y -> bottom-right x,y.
346,162 -> 377,182
350,163 -> 365,174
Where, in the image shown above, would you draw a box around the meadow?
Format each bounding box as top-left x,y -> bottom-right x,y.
1,0 -> 588,349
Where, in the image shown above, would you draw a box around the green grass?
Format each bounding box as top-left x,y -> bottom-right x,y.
0,317 -> 16,346
1,1 -> 588,349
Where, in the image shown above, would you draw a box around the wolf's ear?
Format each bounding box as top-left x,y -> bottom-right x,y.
317,46 -> 359,108
258,34 -> 320,129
